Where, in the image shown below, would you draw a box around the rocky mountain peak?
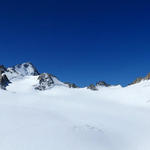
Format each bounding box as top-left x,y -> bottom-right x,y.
12,62 -> 39,76
5,62 -> 39,80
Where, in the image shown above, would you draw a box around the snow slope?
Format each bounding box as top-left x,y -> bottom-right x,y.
1,76 -> 150,150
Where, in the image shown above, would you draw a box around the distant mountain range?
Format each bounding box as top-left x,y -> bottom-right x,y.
0,62 -> 149,90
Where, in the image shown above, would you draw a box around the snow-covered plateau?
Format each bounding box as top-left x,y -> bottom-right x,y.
1,63 -> 150,150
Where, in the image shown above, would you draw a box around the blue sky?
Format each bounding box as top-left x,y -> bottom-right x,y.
0,0 -> 150,86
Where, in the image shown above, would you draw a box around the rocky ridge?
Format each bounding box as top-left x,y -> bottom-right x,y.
130,73 -> 150,85
35,73 -> 67,90
87,81 -> 111,91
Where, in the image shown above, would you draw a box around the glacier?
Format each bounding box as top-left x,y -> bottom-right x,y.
1,63 -> 150,150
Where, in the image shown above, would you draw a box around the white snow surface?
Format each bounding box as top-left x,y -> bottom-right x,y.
1,76 -> 150,150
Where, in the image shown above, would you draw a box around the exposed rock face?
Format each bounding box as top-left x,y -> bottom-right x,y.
35,73 -> 66,90
87,84 -> 98,91
96,81 -> 110,87
130,73 -> 150,85
87,81 -> 110,91
0,65 -> 10,89
64,82 -> 78,88
0,74 -> 10,89
35,73 -> 54,90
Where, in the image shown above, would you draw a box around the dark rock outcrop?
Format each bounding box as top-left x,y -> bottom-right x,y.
64,82 -> 79,88
35,73 -> 55,91
0,74 -> 10,89
96,81 -> 110,87
0,65 -> 11,89
87,84 -> 98,91
87,81 -> 110,91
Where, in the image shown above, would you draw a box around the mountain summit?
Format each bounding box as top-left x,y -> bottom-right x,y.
5,62 -> 39,80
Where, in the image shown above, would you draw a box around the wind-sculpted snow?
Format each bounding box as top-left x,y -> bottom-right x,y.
1,76 -> 150,150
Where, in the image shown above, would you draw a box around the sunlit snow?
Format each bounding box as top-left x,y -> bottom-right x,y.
1,76 -> 150,150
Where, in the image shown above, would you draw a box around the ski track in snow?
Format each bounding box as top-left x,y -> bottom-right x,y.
1,76 -> 150,150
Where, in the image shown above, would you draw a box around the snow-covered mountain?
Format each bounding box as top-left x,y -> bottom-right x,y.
1,62 -> 150,150
2,62 -> 147,91
1,62 -> 74,90
5,62 -> 39,80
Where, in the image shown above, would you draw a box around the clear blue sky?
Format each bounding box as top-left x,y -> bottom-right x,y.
0,0 -> 150,86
